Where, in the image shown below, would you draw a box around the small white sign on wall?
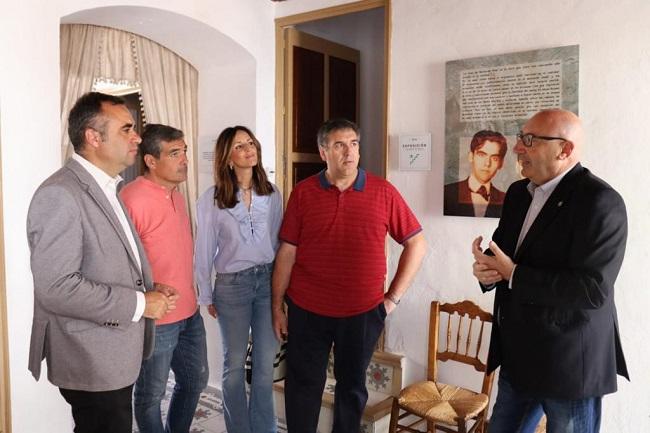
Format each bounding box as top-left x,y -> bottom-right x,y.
399,134 -> 431,171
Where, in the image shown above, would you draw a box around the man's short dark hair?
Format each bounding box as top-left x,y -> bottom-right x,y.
317,118 -> 361,148
470,130 -> 507,158
68,92 -> 126,153
140,123 -> 184,172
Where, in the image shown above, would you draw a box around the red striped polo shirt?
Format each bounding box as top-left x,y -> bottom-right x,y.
280,168 -> 422,317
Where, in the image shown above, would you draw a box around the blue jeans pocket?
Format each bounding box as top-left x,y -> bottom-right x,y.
215,272 -> 238,284
213,275 -> 254,306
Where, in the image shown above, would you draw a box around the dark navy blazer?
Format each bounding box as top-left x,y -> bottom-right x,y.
484,163 -> 629,399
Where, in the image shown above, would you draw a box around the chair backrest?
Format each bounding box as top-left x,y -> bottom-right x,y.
427,300 -> 494,398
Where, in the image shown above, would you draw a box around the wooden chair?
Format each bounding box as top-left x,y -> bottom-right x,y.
389,300 -> 495,433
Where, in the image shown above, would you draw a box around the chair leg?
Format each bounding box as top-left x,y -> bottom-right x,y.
389,397 -> 400,433
478,417 -> 487,433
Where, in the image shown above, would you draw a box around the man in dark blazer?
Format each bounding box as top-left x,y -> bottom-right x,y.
472,109 -> 628,433
27,92 -> 176,433
444,130 -> 507,218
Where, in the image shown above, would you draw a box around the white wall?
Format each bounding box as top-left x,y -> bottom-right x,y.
0,1 -> 275,431
2,0 -> 650,432
297,7 -> 385,176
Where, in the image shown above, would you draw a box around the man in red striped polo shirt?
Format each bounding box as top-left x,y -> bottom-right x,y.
272,118 -> 427,433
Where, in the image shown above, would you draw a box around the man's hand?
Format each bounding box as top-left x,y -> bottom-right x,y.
383,298 -> 397,315
207,304 -> 217,319
486,241 -> 515,281
271,242 -> 296,342
472,236 -> 515,284
155,282 -> 180,313
153,282 -> 180,307
143,291 -> 175,320
272,306 -> 288,342
153,282 -> 179,298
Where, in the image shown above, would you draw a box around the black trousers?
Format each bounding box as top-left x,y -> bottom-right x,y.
284,298 -> 386,433
59,384 -> 134,433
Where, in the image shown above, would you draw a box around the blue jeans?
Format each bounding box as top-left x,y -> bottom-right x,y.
213,263 -> 278,433
134,309 -> 209,433
489,370 -> 602,433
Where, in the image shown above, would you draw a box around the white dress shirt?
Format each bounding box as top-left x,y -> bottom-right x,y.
468,174 -> 491,217
72,153 -> 145,321
509,163 -> 577,288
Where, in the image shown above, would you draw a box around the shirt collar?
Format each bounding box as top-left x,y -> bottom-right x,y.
318,167 -> 366,191
527,162 -> 577,196
138,175 -> 178,194
467,174 -> 491,194
72,152 -> 123,191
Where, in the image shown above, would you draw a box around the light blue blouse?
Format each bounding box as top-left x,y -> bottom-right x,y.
194,184 -> 283,305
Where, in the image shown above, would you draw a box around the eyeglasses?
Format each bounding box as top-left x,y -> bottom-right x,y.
516,132 -> 567,148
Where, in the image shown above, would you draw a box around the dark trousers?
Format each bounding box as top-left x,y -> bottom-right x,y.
284,298 -> 386,433
59,384 -> 134,433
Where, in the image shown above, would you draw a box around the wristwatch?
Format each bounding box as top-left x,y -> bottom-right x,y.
385,293 -> 400,305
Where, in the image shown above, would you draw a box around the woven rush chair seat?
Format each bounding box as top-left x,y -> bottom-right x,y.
398,380 -> 489,426
389,300 -> 495,433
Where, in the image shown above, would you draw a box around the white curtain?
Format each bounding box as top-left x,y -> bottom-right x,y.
59,24 -> 199,225
61,24 -> 140,160
60,24 -> 100,161
96,26 -> 139,82
135,36 -> 199,229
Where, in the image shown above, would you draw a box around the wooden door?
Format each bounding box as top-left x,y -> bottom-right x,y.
282,27 -> 360,199
0,109 -> 11,433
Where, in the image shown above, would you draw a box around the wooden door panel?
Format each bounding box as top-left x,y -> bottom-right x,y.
283,28 -> 360,200
329,56 -> 357,122
0,112 -> 9,433
292,46 -> 324,154
292,161 -> 326,186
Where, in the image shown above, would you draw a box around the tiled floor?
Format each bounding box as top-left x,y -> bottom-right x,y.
133,375 -> 287,433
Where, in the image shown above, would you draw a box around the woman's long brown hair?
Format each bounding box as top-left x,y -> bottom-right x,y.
212,126 -> 273,209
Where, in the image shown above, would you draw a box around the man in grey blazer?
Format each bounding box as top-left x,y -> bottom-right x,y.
27,92 -> 177,433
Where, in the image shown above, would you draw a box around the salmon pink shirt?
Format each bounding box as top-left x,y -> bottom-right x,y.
121,176 -> 198,325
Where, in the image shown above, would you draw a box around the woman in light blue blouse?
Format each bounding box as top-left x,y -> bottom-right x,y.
195,126 -> 282,433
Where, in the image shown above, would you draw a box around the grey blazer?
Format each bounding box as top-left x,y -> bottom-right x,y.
27,158 -> 154,392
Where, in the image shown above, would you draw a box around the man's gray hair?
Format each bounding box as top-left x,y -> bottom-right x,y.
317,118 -> 360,148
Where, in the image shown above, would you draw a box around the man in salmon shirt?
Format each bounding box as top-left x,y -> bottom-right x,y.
121,123 -> 209,433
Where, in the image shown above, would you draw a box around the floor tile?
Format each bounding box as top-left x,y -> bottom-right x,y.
133,374 -> 287,433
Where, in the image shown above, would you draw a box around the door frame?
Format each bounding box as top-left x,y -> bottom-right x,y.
0,109 -> 12,433
284,27 -> 361,195
274,0 -> 391,350
274,0 -> 391,195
